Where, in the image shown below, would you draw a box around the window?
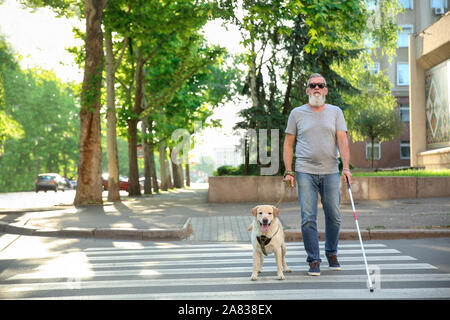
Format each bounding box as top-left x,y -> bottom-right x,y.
366,141 -> 381,160
400,141 -> 410,159
430,0 -> 447,8
364,62 -> 379,75
397,63 -> 409,86
399,103 -> 410,122
398,0 -> 413,9
371,62 -> 380,75
397,25 -> 413,48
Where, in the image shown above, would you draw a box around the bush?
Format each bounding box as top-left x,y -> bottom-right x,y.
215,165 -> 238,176
338,157 -> 354,172
214,164 -> 261,176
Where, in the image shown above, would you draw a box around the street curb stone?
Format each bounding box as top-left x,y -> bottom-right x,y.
0,218 -> 193,241
2,216 -> 449,241
284,228 -> 450,241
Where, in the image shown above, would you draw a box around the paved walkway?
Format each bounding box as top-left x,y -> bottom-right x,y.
188,216 -> 253,242
0,184 -> 449,241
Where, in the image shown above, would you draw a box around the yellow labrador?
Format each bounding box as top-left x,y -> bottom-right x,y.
248,205 -> 291,280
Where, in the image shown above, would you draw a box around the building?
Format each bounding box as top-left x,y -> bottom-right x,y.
214,146 -> 241,169
409,10 -> 450,169
349,0 -> 449,169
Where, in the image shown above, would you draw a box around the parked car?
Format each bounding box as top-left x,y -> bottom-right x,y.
64,178 -> 73,189
35,173 -> 66,192
102,173 -> 129,191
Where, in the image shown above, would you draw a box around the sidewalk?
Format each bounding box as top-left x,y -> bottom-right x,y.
0,183 -> 449,241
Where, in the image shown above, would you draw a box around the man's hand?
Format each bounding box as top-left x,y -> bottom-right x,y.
283,172 -> 295,188
283,134 -> 296,188
342,168 -> 352,186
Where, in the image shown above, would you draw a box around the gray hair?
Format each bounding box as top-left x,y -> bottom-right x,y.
307,73 -> 327,86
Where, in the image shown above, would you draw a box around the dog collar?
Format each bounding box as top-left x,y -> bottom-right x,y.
256,225 -> 280,256
256,235 -> 271,256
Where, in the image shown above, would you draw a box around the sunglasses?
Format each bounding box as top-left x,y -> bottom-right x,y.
308,83 -> 326,89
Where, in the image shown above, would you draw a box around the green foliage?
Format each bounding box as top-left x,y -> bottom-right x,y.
214,164 -> 260,176
191,155 -> 215,178
0,37 -> 79,191
215,0 -> 402,175
338,157 -> 354,172
352,104 -> 404,140
20,0 -> 82,18
351,104 -> 405,168
353,169 -> 450,177
0,36 -> 24,155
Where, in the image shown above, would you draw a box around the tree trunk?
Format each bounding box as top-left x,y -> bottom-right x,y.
127,118 -> 141,196
244,136 -> 249,176
171,147 -> 183,188
74,0 -> 106,206
371,137 -> 375,169
127,46 -> 145,196
104,28 -> 120,202
165,156 -> 173,189
249,41 -> 259,113
185,163 -> 190,187
159,143 -> 168,191
148,120 -> 159,193
141,117 -> 153,195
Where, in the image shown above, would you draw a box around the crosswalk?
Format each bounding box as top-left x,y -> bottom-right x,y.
1,241 -> 449,299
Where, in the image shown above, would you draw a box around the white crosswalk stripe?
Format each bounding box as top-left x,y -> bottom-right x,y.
1,242 -> 449,299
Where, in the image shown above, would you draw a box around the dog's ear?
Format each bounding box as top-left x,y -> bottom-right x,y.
251,206 -> 259,217
272,206 -> 280,217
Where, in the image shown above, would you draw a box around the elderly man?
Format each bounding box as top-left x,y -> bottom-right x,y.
283,73 -> 352,276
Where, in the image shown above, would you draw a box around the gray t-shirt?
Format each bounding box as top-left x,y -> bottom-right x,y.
285,104 -> 347,174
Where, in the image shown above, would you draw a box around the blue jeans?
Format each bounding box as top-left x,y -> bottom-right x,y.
296,172 -> 341,263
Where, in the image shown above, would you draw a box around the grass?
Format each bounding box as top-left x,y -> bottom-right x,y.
352,169 -> 450,177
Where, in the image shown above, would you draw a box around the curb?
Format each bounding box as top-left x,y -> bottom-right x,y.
284,228 -> 450,241
0,205 -> 74,214
0,218 -> 192,241
1,220 -> 449,241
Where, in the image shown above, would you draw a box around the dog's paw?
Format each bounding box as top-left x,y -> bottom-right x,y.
277,274 -> 286,280
251,273 -> 258,281
285,268 -> 292,273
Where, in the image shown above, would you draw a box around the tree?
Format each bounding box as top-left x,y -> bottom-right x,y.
0,41 -> 79,192
352,106 -> 404,168
147,52 -> 237,189
218,0 -> 367,174
114,1 -> 225,195
345,65 -> 405,169
0,37 -> 23,157
73,0 -> 107,205
217,0 -> 402,175
23,0 -> 107,205
103,0 -> 130,202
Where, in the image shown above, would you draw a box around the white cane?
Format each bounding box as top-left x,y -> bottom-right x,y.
346,178 -> 374,292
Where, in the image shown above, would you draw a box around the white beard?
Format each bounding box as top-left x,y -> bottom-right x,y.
308,94 -> 326,107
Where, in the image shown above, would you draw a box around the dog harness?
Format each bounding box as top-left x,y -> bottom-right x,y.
256,225 -> 280,256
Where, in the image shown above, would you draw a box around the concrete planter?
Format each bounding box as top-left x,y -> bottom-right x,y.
208,176 -> 450,203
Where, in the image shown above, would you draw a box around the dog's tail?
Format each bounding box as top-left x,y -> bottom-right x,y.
247,223 -> 253,231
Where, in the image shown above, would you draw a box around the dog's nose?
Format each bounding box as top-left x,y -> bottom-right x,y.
262,218 -> 269,224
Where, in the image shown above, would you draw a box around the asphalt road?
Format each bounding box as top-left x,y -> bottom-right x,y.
0,189 -> 76,210
0,234 -> 449,300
